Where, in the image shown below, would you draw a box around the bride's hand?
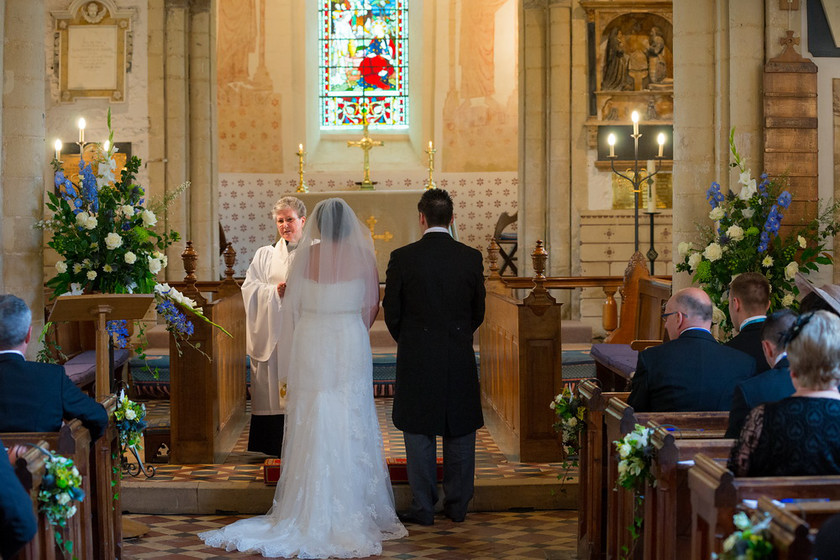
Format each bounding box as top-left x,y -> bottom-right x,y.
277,282 -> 287,298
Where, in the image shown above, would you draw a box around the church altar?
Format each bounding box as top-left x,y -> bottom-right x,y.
290,190 -> 442,277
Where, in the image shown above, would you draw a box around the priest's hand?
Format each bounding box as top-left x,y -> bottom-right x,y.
277,282 -> 287,298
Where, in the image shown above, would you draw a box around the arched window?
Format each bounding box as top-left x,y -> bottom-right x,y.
318,1 -> 409,129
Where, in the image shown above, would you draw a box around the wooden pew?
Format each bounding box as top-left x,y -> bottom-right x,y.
603,399 -> 729,560
169,241 -> 248,464
688,453 -> 840,560
8,442 -> 55,560
758,496 -> 840,560
577,380 -> 629,560
643,422 -> 734,560
2,423 -> 92,560
90,395 -> 121,560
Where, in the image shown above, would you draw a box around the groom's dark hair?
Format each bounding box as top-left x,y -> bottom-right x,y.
418,189 -> 453,227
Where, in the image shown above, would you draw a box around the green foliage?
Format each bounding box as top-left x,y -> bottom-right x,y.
550,386 -> 587,492
713,511 -> 774,560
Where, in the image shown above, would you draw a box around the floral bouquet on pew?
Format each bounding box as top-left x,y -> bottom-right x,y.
714,511 -> 773,560
35,448 -> 84,559
676,129 -> 839,338
614,423 -> 656,559
550,386 -> 587,491
114,389 -> 147,450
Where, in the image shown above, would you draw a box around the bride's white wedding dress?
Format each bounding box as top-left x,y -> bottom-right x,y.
200,278 -> 407,558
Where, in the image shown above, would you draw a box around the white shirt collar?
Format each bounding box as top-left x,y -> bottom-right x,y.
424,226 -> 451,235
773,351 -> 788,367
0,350 -> 24,358
739,315 -> 766,330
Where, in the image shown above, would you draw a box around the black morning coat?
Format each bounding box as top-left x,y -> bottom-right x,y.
0,435 -> 37,559
0,353 -> 109,441
627,328 -> 756,412
383,232 -> 485,437
725,319 -> 771,375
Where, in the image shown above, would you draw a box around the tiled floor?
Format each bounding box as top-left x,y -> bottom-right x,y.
135,399 -> 571,484
123,510 -> 579,559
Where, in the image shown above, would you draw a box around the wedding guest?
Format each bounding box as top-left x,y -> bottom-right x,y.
725,310 -> 796,438
0,294 -> 108,440
0,436 -> 37,559
728,311 -> 840,477
241,197 -> 306,457
726,272 -> 771,374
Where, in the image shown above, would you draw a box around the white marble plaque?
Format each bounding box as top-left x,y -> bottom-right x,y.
67,25 -> 118,90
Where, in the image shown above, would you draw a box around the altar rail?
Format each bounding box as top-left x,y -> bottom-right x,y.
168,242 -> 247,464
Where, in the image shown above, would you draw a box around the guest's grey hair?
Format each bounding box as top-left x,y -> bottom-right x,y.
273,197 -> 307,219
673,290 -> 713,322
0,294 -> 31,350
786,310 -> 840,390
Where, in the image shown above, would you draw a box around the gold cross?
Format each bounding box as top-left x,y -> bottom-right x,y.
366,215 -> 393,255
347,109 -> 383,189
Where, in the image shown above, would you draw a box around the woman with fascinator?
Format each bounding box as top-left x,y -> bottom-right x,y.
201,198 -> 406,557
728,310 -> 840,477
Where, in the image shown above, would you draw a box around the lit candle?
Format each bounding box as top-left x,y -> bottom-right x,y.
657,132 -> 666,158
647,160 -> 656,212
428,140 -> 433,151
78,118 -> 86,144
54,139 -> 62,161
607,133 -> 616,158
298,143 -> 303,153
631,111 -> 639,136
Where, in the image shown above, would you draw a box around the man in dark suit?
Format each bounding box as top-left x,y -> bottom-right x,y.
0,436 -> 37,559
725,309 -> 796,438
726,272 -> 771,374
0,294 -> 108,441
628,287 -> 755,412
383,189 -> 485,526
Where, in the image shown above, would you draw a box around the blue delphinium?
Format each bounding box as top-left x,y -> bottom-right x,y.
78,159 -> 100,213
777,191 -> 792,209
156,299 -> 194,337
706,182 -> 725,208
106,320 -> 130,349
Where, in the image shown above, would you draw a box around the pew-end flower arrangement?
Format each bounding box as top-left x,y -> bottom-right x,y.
36,448 -> 85,559
713,511 -> 773,560
676,128 -> 839,338
550,386 -> 587,490
614,424 -> 656,559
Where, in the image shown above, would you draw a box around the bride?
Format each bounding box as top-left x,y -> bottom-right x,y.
200,198 -> 407,558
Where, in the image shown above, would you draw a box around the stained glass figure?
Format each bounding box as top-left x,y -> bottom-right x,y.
319,0 -> 408,129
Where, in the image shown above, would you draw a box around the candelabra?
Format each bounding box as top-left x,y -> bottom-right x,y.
606,111 -> 667,273
53,117 -> 106,172
425,141 -> 437,190
295,143 -> 309,193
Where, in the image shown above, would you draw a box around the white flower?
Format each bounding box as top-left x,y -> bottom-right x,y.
618,443 -> 631,459
148,257 -> 162,274
798,235 -> 807,249
782,293 -> 795,307
678,242 -> 693,257
104,232 -> 123,250
709,207 -> 725,221
55,261 -> 67,273
712,306 -> 726,325
703,242 -> 723,262
57,492 -> 71,505
549,402 -> 556,410
87,270 -> 97,280
74,212 -> 97,230
141,209 -> 157,227
69,283 -> 83,296
742,208 -> 754,219
784,261 -> 799,281
125,409 -> 137,421
738,170 -> 757,200
618,461 -> 628,476
568,417 -> 578,428
762,256 -> 774,268
688,253 -> 702,271
103,264 -> 113,273
67,505 -> 77,517
73,263 -> 83,274
120,205 -> 135,218
154,283 -> 171,296
124,251 -> 137,264
726,225 -> 744,242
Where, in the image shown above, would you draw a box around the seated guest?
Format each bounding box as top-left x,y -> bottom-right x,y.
814,513 -> 840,560
726,272 -> 771,374
0,294 -> 108,441
628,287 -> 755,412
728,311 -> 840,477
0,436 -> 37,559
795,272 -> 840,316
724,310 -> 796,438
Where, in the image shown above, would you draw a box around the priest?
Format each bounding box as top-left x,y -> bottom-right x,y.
241,196 -> 306,456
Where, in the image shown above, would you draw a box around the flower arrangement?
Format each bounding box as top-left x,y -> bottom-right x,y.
36,448 -> 84,559
114,389 -> 147,450
713,511 -> 773,560
614,423 -> 656,490
550,386 -> 587,490
676,129 -> 838,337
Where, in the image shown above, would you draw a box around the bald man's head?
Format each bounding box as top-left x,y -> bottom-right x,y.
662,287 -> 713,339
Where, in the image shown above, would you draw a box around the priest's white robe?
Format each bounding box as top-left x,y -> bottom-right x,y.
241,241 -> 294,419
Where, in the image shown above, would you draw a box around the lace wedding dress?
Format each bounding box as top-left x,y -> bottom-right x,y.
200,278 -> 406,558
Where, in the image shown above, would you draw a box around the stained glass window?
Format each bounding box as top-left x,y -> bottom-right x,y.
319,1 -> 409,129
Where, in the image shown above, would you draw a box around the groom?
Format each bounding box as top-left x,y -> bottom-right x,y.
383,189 -> 485,525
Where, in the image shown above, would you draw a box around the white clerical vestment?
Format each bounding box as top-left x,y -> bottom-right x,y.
241,241 -> 294,416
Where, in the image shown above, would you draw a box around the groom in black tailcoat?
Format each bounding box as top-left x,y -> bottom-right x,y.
383,189 -> 485,526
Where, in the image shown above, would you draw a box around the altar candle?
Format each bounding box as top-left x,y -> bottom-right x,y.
78,118 -> 86,144
54,139 -> 62,161
631,111 -> 639,136
298,143 -> 303,153
657,132 -> 666,158
428,140 -> 433,151
607,133 -> 616,158
647,160 -> 656,212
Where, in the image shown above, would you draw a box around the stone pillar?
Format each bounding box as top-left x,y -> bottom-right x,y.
151,0 -> 219,281
1,0 -> 46,356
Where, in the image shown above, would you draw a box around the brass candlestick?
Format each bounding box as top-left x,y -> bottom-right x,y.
295,144 -> 308,193
347,106 -> 383,190
425,141 -> 437,190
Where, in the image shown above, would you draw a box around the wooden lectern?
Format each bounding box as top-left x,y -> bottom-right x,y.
48,294 -> 155,400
